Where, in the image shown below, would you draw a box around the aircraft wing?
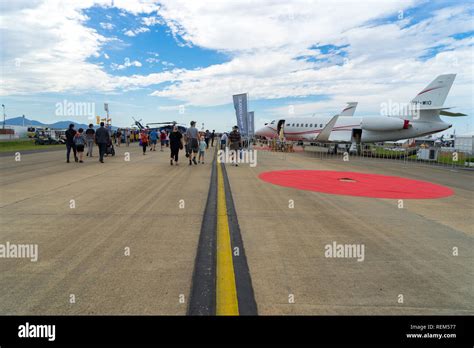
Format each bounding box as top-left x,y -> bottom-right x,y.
315,115 -> 339,142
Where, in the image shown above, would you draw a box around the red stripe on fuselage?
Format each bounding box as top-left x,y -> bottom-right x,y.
267,125 -> 360,135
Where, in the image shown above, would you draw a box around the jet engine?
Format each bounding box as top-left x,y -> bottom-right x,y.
361,117 -> 410,131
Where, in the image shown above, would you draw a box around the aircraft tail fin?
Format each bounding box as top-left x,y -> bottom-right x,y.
410,74 -> 456,110
339,102 -> 358,116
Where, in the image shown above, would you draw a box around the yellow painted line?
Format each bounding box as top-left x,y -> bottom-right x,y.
216,161 -> 239,316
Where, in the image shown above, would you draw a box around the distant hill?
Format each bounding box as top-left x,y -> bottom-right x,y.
5,116 -> 117,130
5,117 -> 45,127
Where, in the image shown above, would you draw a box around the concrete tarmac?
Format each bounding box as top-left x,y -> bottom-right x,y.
0,144 -> 210,314
0,144 -> 472,315
226,150 -> 473,315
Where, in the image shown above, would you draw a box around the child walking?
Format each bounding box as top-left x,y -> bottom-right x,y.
198,136 -> 206,164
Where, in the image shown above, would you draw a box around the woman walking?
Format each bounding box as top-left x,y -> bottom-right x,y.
140,129 -> 149,155
73,128 -> 86,163
169,126 -> 183,165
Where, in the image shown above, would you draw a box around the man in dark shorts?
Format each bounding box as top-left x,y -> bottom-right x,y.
65,123 -> 78,163
228,125 -> 242,166
185,121 -> 199,165
73,128 -> 86,163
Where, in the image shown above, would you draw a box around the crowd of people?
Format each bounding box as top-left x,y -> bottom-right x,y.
64,121 -> 242,166
65,122 -> 113,163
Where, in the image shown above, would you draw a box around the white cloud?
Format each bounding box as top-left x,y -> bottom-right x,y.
99,22 -> 114,30
0,0 -> 113,95
107,0 -> 160,15
161,61 -> 174,67
142,16 -> 163,26
123,26 -> 150,37
1,0 -> 472,123
111,58 -> 142,70
146,57 -> 160,64
142,1 -> 473,114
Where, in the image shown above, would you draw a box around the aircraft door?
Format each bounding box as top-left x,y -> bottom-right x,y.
351,129 -> 362,143
277,120 -> 285,140
351,129 -> 362,155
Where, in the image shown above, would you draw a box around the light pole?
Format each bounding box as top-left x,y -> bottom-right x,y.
2,104 -> 5,129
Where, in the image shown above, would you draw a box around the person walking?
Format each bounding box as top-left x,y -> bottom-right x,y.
160,130 -> 167,151
165,131 -> 170,148
73,128 -> 86,163
228,126 -> 241,166
169,126 -> 183,165
185,121 -> 199,165
95,122 -> 110,163
150,129 -> 158,151
220,132 -> 228,150
183,134 -> 190,159
211,130 -> 216,147
85,123 -> 95,157
204,130 -> 211,149
140,129 -> 149,155
125,128 -> 130,146
198,135 -> 207,164
65,123 -> 78,163
116,129 -> 122,147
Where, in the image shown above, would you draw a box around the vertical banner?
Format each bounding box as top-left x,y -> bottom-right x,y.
232,93 -> 248,136
247,111 -> 254,137
104,103 -> 110,127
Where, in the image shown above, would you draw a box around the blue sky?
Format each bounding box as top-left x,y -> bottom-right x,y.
1,0 -> 472,134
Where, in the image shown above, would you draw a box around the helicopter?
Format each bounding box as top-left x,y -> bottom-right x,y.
132,118 -> 187,133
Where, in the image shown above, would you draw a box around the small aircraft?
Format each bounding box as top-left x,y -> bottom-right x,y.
255,74 -> 466,147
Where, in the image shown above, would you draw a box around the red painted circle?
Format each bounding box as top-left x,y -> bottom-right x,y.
258,170 -> 454,199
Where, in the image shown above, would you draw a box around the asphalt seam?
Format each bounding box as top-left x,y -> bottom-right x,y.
216,160 -> 239,315
221,163 -> 258,315
187,153 -> 217,315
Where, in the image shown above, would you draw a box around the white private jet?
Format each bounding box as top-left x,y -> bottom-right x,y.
255,74 -> 465,145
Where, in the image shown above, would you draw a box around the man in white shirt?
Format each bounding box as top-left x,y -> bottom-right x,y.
220,132 -> 228,150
